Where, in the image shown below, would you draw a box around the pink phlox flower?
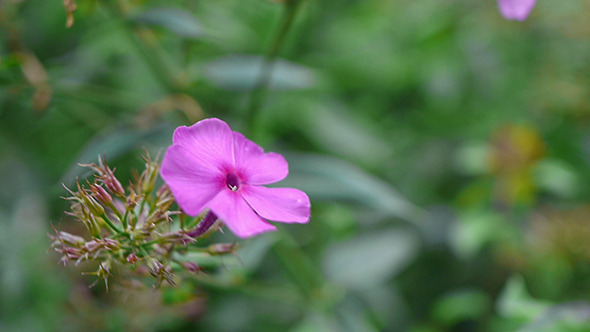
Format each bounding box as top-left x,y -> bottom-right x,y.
160,118 -> 311,238
497,0 -> 537,21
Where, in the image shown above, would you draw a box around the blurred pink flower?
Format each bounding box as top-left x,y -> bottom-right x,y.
498,0 -> 537,21
161,118 -> 310,238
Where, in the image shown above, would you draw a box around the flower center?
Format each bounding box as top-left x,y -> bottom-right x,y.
225,172 -> 241,192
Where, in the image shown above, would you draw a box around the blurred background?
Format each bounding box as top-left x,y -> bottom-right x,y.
2,0 -> 590,331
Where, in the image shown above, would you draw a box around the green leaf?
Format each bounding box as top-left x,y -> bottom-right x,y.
204,55 -> 316,91
454,142 -> 490,176
519,302 -> 590,332
133,7 -> 205,39
497,275 -> 551,322
60,123 -> 175,186
299,102 -> 393,166
535,159 -> 580,198
432,289 -> 491,325
322,228 -> 419,289
498,277 -> 590,331
280,153 -> 425,223
450,210 -> 510,259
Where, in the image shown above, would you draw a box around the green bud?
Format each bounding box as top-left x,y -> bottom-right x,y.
141,163 -> 159,195
86,215 -> 102,238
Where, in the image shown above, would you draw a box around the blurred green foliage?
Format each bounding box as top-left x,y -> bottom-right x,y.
2,0 -> 590,331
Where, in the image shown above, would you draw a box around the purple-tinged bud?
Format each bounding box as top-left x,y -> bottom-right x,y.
139,151 -> 160,195
103,238 -> 121,251
82,156 -> 125,197
84,239 -> 100,252
55,231 -> 85,247
99,156 -> 126,197
148,259 -> 176,287
99,261 -> 111,276
84,261 -> 112,290
61,247 -> 82,261
148,259 -> 164,276
75,181 -> 104,216
105,176 -> 125,197
186,211 -> 218,239
156,185 -> 171,199
63,183 -> 103,222
146,209 -> 173,226
141,162 -> 159,195
126,253 -> 138,264
181,261 -> 202,274
158,197 -> 174,210
66,202 -> 89,223
155,185 -> 174,212
89,184 -> 112,205
207,242 -> 238,256
162,231 -> 194,246
125,188 -> 138,211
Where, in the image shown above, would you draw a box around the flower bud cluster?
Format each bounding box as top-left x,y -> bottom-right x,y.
50,153 -> 239,289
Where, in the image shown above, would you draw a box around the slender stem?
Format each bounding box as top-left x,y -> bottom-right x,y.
245,0 -> 302,135
140,238 -> 163,248
122,209 -> 130,230
101,213 -> 123,234
179,213 -> 186,230
108,201 -> 126,229
129,212 -> 138,229
102,0 -> 180,94
138,198 -> 148,227
272,231 -> 324,299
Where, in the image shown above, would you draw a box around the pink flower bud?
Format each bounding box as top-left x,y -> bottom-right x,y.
207,242 -> 238,255
126,253 -> 138,264
181,261 -> 202,274
90,184 -> 112,205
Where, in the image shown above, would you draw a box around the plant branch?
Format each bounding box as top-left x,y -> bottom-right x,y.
244,0 -> 302,135
102,0 -> 180,94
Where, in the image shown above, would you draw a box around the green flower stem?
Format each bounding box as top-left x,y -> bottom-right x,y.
138,199 -> 148,227
139,234 -> 182,248
179,213 -> 187,230
122,209 -> 130,230
101,213 -> 123,234
185,214 -> 203,230
272,230 -> 324,300
129,210 -> 138,229
245,0 -> 303,136
139,246 -> 151,258
140,238 -> 162,248
107,201 -> 126,229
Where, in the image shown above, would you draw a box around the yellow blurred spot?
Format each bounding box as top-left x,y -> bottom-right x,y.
63,0 -> 77,28
136,94 -> 204,127
529,207 -> 590,262
488,124 -> 545,206
19,52 -> 52,112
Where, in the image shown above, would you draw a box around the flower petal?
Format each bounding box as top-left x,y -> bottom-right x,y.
209,189 -> 277,238
233,132 -> 288,185
497,0 -> 536,21
161,145 -> 224,216
173,118 -> 235,171
242,186 -> 310,224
